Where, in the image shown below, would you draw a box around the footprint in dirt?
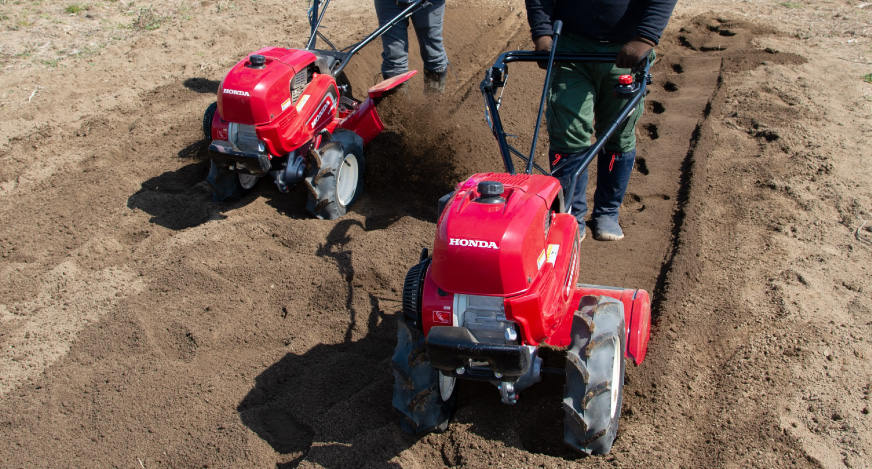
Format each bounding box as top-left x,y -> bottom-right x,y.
623,193 -> 646,212
635,157 -> 650,175
677,16 -> 765,52
644,123 -> 660,140
647,100 -> 666,114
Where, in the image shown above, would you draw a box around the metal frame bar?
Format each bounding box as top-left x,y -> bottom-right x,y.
480,34 -> 652,218
306,0 -> 430,76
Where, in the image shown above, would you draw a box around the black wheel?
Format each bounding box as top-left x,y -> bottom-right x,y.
206,160 -> 259,202
402,257 -> 430,328
392,316 -> 456,435
563,295 -> 627,455
304,129 -> 365,220
203,102 -> 217,139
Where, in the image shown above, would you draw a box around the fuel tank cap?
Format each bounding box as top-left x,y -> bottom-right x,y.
476,181 -> 505,204
248,54 -> 266,69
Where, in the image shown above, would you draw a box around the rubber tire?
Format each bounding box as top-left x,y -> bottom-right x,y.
238,173 -> 259,190
563,295 -> 627,455
392,316 -> 456,435
203,102 -> 217,139
304,130 -> 365,220
402,258 -> 430,327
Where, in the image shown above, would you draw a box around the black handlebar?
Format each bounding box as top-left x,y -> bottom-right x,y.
526,20 -> 563,174
307,0 -> 429,75
480,43 -> 652,217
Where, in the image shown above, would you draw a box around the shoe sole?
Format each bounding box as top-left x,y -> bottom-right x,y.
594,232 -> 624,241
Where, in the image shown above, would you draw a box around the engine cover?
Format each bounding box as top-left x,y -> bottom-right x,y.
423,173 -> 582,345
216,47 -> 342,157
218,47 -> 315,126
430,173 -> 563,296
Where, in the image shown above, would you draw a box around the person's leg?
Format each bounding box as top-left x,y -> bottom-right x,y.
375,0 -> 410,78
410,0 -> 448,92
589,48 -> 649,240
545,33 -> 599,234
590,149 -> 636,240
549,149 -> 589,224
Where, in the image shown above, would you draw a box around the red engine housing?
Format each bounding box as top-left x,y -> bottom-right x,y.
210,46 -> 413,158
420,172 -> 651,365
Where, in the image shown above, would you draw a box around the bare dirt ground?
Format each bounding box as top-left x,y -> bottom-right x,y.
1,0 -> 871,467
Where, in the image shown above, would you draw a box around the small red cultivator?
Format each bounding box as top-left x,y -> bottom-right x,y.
393,22 -> 653,454
203,0 -> 426,219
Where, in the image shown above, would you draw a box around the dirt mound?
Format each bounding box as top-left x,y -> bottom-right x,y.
0,1 -> 870,467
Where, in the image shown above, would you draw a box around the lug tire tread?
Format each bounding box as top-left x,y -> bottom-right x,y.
203,102 -> 217,139
402,258 -> 430,327
304,130 -> 365,220
563,295 -> 626,455
392,317 -> 456,435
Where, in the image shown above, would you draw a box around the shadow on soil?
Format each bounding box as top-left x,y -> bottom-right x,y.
125,139 -> 220,230
237,218 -> 591,465
237,219 -> 412,468
236,314 -> 409,468
447,358 -> 588,460
237,333 -> 589,466
126,138 -> 303,230
237,218 -> 414,467
183,77 -> 221,94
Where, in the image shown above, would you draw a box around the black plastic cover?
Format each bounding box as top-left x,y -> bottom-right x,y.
208,141 -> 271,176
426,326 -> 531,381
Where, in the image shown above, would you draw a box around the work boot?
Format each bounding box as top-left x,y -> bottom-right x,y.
591,216 -> 624,241
423,67 -> 447,94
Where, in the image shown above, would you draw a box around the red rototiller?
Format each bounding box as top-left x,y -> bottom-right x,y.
393,21 -> 653,455
203,0 -> 427,219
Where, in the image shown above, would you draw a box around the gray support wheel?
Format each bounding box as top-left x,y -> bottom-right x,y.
392,317 -> 456,435
207,160 -> 244,202
206,160 -> 259,202
304,130 -> 365,220
563,295 -> 627,455
238,173 -> 259,190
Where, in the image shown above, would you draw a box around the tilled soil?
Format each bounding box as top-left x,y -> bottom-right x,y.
1,1 -> 870,468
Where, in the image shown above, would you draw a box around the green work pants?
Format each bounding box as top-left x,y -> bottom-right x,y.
546,33 -> 647,154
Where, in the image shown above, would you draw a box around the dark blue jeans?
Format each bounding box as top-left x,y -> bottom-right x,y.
374,0 -> 448,77
550,149 -> 636,223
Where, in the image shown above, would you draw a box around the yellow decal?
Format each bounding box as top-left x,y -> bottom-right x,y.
547,244 -> 560,264
295,94 -> 310,111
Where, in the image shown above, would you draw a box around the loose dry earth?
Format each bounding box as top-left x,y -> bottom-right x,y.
1,0 -> 871,467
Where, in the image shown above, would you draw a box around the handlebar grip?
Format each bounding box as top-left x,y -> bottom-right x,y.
632,54 -> 652,73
